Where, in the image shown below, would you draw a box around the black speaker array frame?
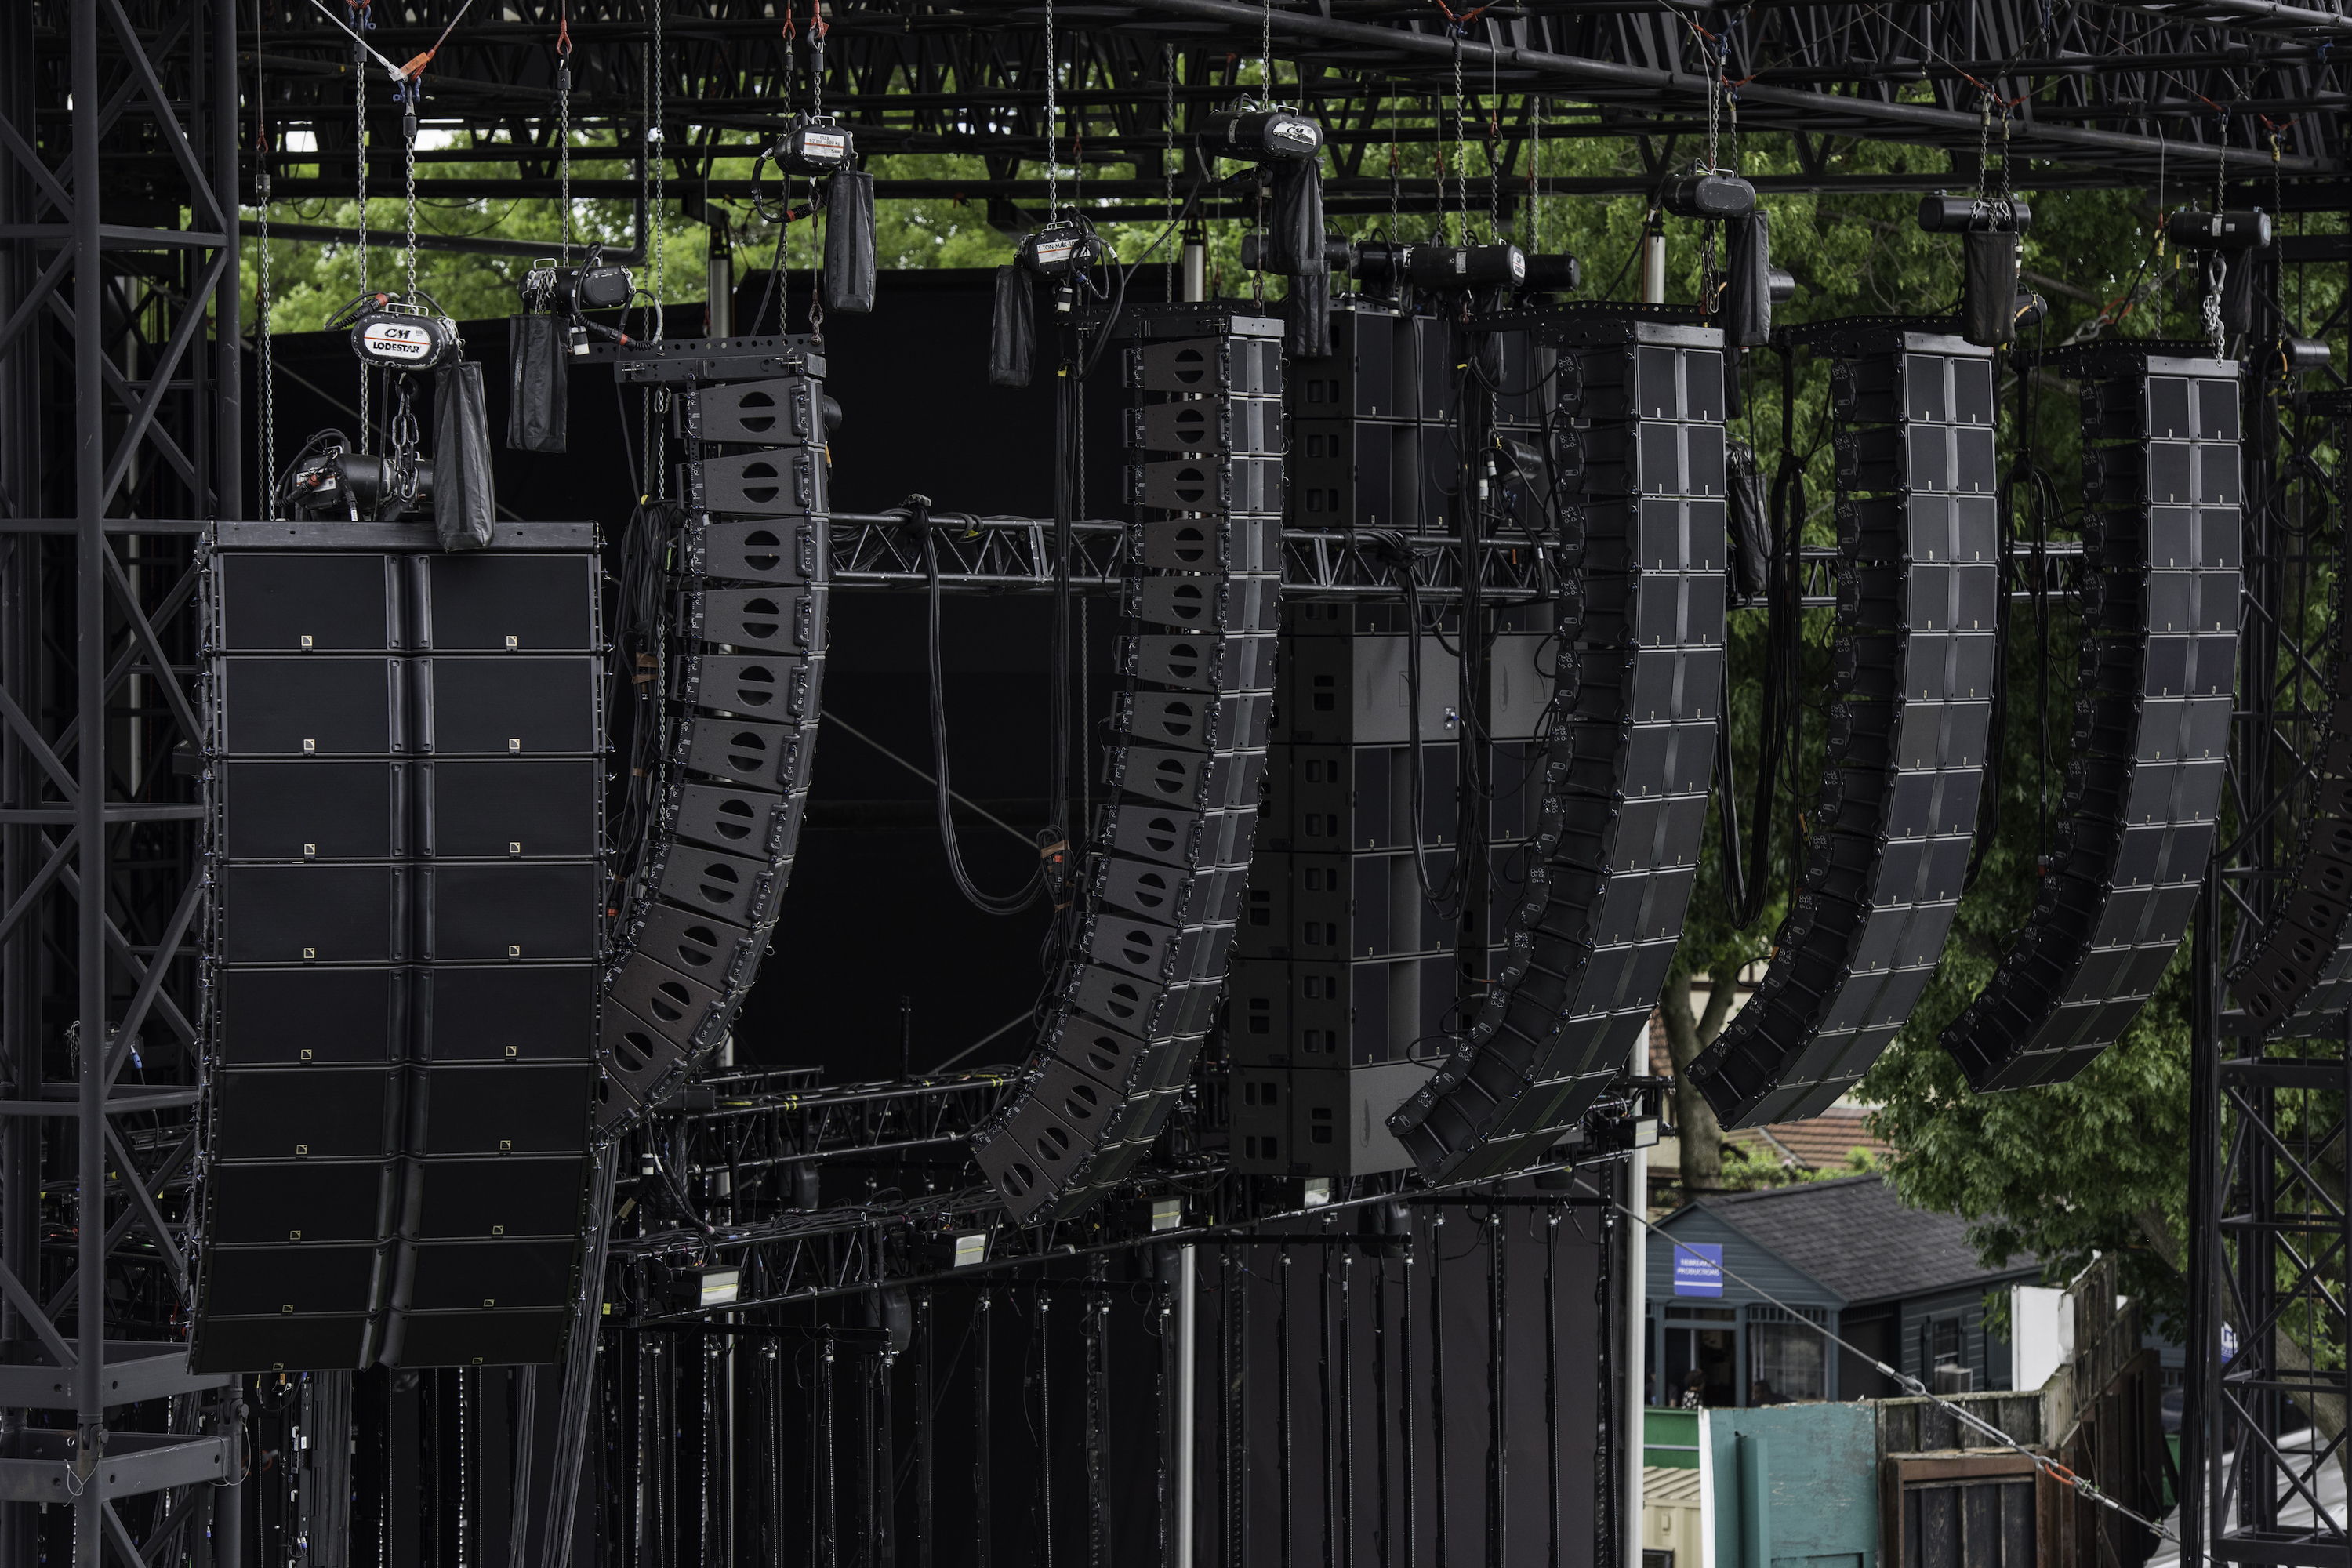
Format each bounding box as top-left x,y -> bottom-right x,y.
1691,324 -> 1998,1127
973,305 -> 1285,1222
1944,345 -> 2241,1087
1388,308 -> 1728,1180
593,339 -> 833,1130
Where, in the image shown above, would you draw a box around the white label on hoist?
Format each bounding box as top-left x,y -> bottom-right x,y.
1034,238 -> 1080,268
361,321 -> 435,361
800,131 -> 848,161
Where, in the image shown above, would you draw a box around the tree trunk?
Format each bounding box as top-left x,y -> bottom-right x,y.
1659,961 -> 1743,1200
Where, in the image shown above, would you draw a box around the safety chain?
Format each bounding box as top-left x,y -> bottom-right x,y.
403,100 -> 420,302
1043,0 -> 1060,220
650,0 -> 666,342
2205,106 -> 2230,357
389,378 -> 423,508
353,9 -> 369,452
1260,0 -> 1273,102
256,2 -> 278,518
1163,44 -> 1176,299
1528,94 -> 1542,255
804,0 -> 827,343
1485,49 -> 1500,241
557,1 -> 572,264
1450,44 -> 1465,243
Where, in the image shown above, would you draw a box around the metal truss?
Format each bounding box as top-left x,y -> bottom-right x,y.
1,4 -> 246,1566
607,1073 -> 1664,1320
833,511 -> 1562,600
2192,253 -> 2351,1566
194,0 -> 2349,235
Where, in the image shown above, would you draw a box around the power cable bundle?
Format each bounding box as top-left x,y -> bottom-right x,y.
593,340 -> 835,1130
973,304 -> 1285,1222
1946,346 -> 2240,1087
1386,308 -> 1729,1181
1690,324 -> 1999,1127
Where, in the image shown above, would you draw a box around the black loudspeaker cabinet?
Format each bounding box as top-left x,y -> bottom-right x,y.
194,528 -> 604,1375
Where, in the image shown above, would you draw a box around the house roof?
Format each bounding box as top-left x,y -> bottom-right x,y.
1727,1105 -> 1893,1172
1668,1175 -> 2036,1306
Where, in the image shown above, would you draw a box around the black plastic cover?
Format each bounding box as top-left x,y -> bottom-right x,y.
433,361 -> 497,551
989,265 -> 1034,389
822,169 -> 877,315
506,314 -> 568,453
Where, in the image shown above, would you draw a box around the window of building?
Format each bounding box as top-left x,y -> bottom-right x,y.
1747,1318 -> 1827,1404
1659,1305 -> 1737,1408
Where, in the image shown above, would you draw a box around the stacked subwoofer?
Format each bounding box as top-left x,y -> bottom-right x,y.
1947,346 -> 2239,1084
1692,327 -> 1997,1127
597,342 -> 831,1129
975,305 -> 1284,1222
1389,310 -> 1726,1180
198,532 -> 604,1372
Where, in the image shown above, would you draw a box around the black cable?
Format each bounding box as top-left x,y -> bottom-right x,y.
924,523 -> 1045,916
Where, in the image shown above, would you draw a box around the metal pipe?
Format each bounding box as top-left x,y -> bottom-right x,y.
1623,1041 -> 1650,1568
71,3 -> 108,1563
1639,216 -> 1667,306
1181,231 -> 1207,303
212,0 -> 241,519
706,220 -> 735,339
1175,1243 -> 1196,1567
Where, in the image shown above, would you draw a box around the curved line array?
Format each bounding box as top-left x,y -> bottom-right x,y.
1388,309 -> 1728,1181
594,350 -> 832,1131
1692,325 -> 1996,1128
975,305 -> 1285,1223
1946,346 -> 2240,1087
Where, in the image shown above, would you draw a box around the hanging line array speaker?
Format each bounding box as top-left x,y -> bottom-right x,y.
1690,325 -> 1998,1127
973,305 -> 1287,1223
1944,346 -> 2241,1087
2232,392 -> 2352,1035
594,339 -> 833,1131
1387,309 -> 1729,1181
196,528 -> 606,1372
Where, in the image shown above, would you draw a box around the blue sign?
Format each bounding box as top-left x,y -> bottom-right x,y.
2220,1323 -> 2239,1366
1672,1242 -> 1724,1298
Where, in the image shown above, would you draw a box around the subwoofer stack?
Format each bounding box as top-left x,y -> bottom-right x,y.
196,522 -> 605,1371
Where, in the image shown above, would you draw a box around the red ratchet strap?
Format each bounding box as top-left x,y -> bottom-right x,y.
1430,0 -> 1491,30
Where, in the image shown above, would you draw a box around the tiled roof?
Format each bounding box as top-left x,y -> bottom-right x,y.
1679,1175 -> 2037,1305
1726,1105 -> 1892,1172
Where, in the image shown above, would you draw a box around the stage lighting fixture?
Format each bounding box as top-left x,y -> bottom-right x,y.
1944,346 -> 2240,1087
1386,310 -> 1730,1181
196,541 -> 604,1373
1687,324 -> 1999,1127
593,340 -> 833,1131
973,304 -> 1286,1224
